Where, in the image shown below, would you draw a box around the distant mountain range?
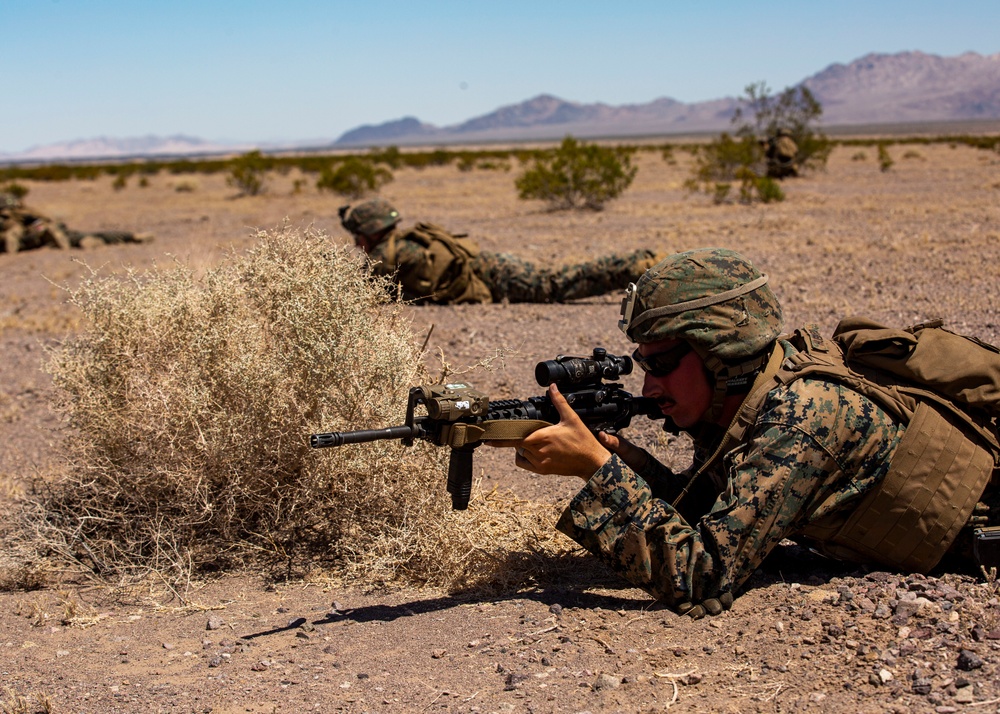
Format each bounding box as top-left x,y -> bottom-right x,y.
4,50 -> 998,163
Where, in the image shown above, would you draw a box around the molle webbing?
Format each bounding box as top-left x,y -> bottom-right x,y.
778,325 -> 1000,572
817,401 -> 995,572
384,223 -> 492,304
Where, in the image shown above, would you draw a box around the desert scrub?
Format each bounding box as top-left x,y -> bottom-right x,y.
24,225 -> 472,587
685,134 -> 785,204
13,225 -> 580,592
515,136 -> 637,211
226,149 -> 269,196
878,143 -> 894,172
316,157 -> 393,198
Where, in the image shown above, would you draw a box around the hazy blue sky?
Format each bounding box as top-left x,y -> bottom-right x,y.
3,0 -> 998,152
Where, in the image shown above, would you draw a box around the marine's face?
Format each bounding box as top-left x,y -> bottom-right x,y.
637,337 -> 713,429
353,232 -> 376,253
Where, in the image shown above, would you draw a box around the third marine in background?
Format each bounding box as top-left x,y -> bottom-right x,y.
762,129 -> 799,179
1,192 -> 153,254
339,198 -> 659,304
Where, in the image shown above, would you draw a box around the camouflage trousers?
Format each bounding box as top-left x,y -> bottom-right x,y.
471,249 -> 657,303
2,222 -> 151,253
66,230 -> 152,249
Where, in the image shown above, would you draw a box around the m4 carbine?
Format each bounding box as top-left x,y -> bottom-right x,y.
310,348 -> 663,510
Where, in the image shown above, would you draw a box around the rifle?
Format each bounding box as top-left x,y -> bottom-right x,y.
310,348 -> 663,510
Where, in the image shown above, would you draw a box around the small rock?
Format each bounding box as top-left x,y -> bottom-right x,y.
912,678 -> 933,695
954,685 -> 975,704
504,673 -> 528,691
549,603 -> 563,615
593,673 -> 621,690
873,603 -> 892,620
431,649 -> 447,659
879,669 -> 894,684
206,615 -> 225,631
683,673 -> 703,686
208,656 -> 223,668
162,642 -> 175,650
331,601 -> 344,612
956,650 -> 984,671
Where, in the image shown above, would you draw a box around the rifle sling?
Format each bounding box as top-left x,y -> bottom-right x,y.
442,419 -> 554,448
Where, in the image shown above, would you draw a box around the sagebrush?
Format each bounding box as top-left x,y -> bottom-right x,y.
11,225 -> 578,590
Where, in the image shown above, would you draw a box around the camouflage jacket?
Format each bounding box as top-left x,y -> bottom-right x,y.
366,224 -> 492,304
556,342 -> 906,608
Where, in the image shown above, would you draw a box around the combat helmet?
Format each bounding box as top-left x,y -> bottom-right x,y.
618,247 -> 783,420
0,191 -> 22,211
339,198 -> 401,238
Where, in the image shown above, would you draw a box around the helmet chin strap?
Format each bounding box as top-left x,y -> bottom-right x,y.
702,350 -> 773,423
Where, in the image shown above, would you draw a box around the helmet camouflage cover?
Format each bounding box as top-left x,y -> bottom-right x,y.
619,248 -> 782,365
339,198 -> 401,237
0,192 -> 22,211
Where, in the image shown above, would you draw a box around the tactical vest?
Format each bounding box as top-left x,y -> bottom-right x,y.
382,223 -> 492,304
696,318 -> 1000,573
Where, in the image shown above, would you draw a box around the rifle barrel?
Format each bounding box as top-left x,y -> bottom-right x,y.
310,425 -> 417,448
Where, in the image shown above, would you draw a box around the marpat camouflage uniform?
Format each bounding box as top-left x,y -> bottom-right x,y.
556,339 -> 906,609
369,227 -> 658,304
1,194 -> 152,253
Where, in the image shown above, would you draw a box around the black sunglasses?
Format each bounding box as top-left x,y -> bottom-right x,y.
632,342 -> 692,377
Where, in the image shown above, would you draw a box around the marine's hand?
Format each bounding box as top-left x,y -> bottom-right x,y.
596,431 -> 653,474
511,383 -> 611,480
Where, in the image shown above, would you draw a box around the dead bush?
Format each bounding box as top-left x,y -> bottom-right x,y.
4,225 -> 584,594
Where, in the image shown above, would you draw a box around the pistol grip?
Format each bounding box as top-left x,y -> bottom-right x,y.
447,445 -> 475,510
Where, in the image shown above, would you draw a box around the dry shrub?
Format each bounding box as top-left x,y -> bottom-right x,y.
5,224 -> 585,593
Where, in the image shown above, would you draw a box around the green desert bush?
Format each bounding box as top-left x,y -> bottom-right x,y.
11,225 -> 580,591
0,181 -> 29,200
685,134 -> 785,204
515,136 -> 637,211
878,143 -> 894,172
731,81 -> 832,173
226,150 -> 268,196
369,145 -> 403,169
316,157 -> 393,198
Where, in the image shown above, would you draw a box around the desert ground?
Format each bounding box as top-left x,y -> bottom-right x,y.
1,138 -> 999,713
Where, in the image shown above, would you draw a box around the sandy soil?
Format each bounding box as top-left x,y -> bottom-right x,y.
1,141 -> 1000,713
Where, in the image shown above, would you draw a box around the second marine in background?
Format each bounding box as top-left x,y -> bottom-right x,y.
340,198 -> 659,304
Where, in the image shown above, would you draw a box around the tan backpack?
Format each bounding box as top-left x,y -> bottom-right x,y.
776,318 -> 1000,571
383,222 -> 492,304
